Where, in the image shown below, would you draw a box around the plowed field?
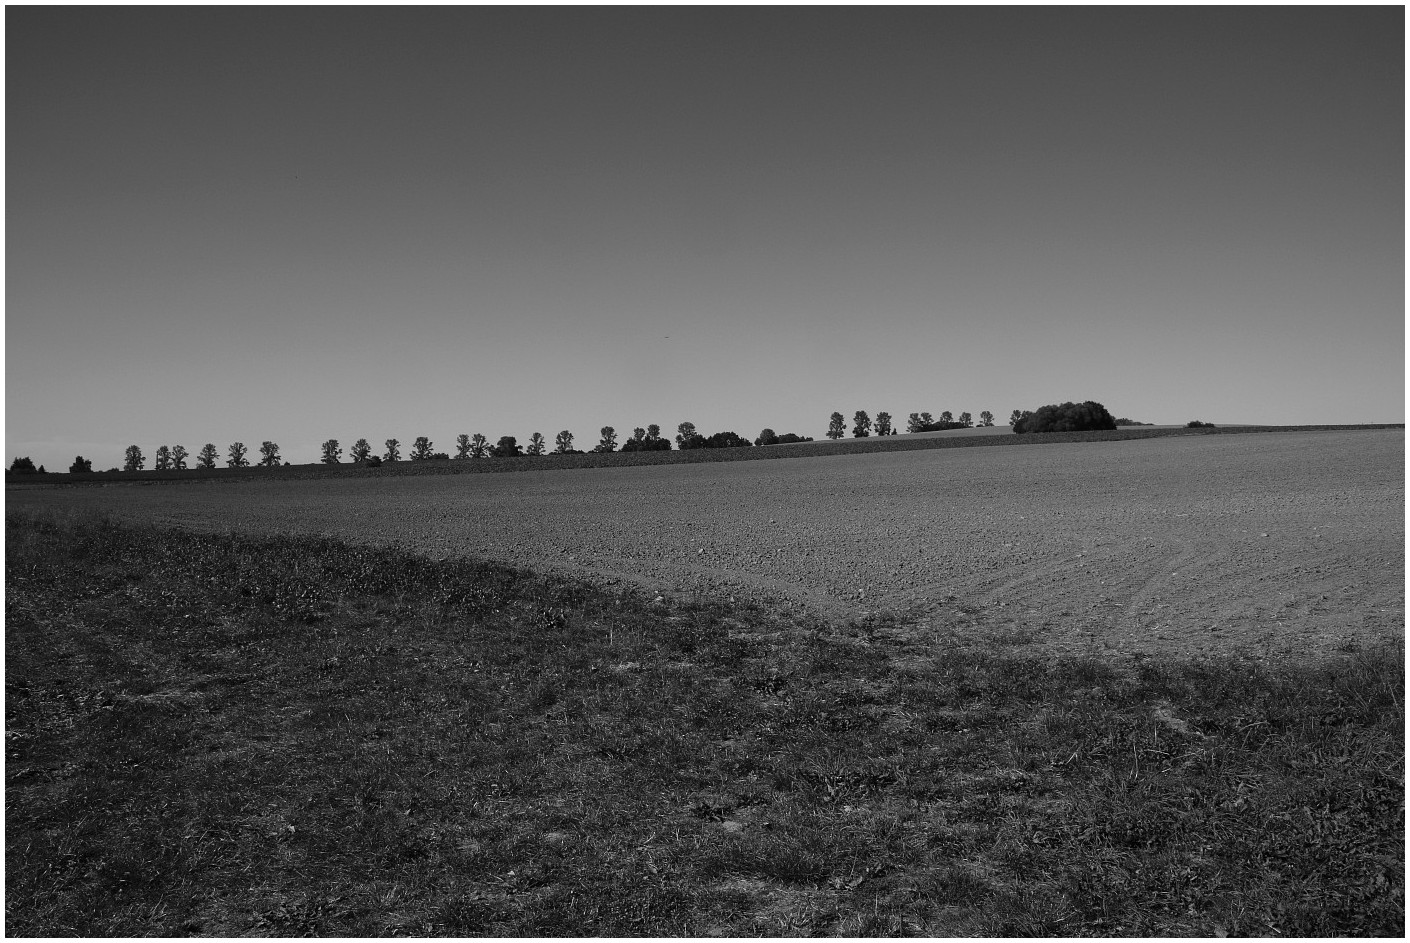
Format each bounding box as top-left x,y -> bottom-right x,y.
10,429 -> 1401,663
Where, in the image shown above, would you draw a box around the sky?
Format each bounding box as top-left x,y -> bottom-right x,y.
6,5 -> 1404,470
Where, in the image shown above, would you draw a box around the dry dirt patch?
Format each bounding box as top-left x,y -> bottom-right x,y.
10,429 -> 1401,663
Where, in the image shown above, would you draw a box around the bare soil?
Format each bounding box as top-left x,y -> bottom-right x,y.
10,429 -> 1401,664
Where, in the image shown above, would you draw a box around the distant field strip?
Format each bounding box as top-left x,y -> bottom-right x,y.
8,429 -> 1402,662
10,423 -> 1402,484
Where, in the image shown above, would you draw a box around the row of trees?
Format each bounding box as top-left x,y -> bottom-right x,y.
73,420 -> 808,472
111,441 -> 286,472
824,410 -> 996,439
25,404 -> 1133,474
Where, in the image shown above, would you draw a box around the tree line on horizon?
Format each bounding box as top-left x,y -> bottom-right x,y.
11,402 -> 1138,474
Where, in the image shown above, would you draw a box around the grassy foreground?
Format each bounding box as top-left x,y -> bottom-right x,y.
6,509 -> 1403,936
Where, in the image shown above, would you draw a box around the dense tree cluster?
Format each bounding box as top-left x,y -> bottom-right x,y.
491,436 -> 524,457
1011,401 -> 1117,434
621,425 -> 671,452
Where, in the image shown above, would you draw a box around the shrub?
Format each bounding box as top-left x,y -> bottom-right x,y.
1186,420 -> 1216,429
68,456 -> 93,474
362,455 -> 382,468
1012,401 -> 1117,434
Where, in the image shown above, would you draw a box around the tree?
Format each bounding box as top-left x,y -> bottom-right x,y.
958,412 -> 972,427
851,410 -> 871,437
349,439 -> 372,463
1012,401 -> 1115,434
646,424 -> 662,442
979,411 -> 994,427
197,443 -> 219,469
1009,409 -> 1023,427
755,428 -> 779,446
631,427 -> 647,444
9,456 -> 37,474
384,438 -> 401,462
827,412 -> 846,439
410,436 -> 433,460
906,412 -> 924,434
675,421 -> 706,450
491,436 -> 522,457
154,445 -> 171,470
553,430 -> 575,454
68,455 -> 93,474
526,432 -> 546,456
469,434 -> 489,458
939,411 -> 953,424
455,434 -> 472,460
593,426 -> 618,453
321,439 -> 342,464
124,445 -> 145,471
874,412 -> 893,437
170,444 -> 188,469
258,441 -> 281,466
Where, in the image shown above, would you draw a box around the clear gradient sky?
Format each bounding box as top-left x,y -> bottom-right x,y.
6,6 -> 1404,470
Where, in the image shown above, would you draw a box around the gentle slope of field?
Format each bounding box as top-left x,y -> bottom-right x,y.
6,509 -> 1402,936
11,428 -> 1402,664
